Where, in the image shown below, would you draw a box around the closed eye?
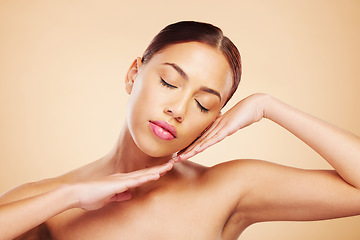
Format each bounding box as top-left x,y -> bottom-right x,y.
160,78 -> 209,113
160,78 -> 177,89
195,99 -> 209,113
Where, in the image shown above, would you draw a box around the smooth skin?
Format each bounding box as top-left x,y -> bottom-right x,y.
1,42 -> 360,239
0,161 -> 174,239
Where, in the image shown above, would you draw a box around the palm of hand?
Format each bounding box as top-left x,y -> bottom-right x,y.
177,93 -> 266,161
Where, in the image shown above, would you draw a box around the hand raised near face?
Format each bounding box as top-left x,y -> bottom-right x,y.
175,93 -> 268,162
74,160 -> 174,211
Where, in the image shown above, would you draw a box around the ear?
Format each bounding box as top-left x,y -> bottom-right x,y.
125,57 -> 143,94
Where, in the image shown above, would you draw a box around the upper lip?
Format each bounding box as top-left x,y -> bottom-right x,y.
150,120 -> 177,138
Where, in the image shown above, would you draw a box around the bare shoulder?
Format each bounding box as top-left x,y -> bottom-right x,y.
176,158 -> 270,177
176,159 -> 270,185
179,159 -> 276,237
204,159 -> 272,182
198,159 -> 300,208
196,159 -> 296,233
205,158 -> 303,180
174,159 -> 272,205
202,158 -> 313,199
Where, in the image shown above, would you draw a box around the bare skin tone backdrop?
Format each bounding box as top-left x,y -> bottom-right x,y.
1,1 -> 360,239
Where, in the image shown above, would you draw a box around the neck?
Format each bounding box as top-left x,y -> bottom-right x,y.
105,122 -> 173,174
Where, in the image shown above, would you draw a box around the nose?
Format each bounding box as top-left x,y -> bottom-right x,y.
164,108 -> 183,122
164,100 -> 187,123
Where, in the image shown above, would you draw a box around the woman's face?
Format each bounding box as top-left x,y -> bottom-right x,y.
126,42 -> 232,157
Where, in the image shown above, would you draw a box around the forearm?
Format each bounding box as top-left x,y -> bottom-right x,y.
0,185 -> 76,239
263,94 -> 360,188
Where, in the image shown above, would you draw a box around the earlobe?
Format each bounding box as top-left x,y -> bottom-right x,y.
125,57 -> 143,94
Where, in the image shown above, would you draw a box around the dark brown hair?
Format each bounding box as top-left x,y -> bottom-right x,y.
142,21 -> 241,107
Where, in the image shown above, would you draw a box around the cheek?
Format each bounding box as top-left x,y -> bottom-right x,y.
127,78 -> 159,115
180,114 -> 217,146
126,79 -> 152,132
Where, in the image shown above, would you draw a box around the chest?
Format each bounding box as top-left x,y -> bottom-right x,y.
47,185 -> 233,240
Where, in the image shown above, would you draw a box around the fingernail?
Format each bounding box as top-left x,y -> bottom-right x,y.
172,156 -> 179,162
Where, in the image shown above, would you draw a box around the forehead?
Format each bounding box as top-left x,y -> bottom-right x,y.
145,42 -> 233,101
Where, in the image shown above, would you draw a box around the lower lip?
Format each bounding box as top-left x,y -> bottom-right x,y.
149,122 -> 175,140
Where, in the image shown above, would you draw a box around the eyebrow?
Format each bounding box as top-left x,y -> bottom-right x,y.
200,86 -> 222,101
162,62 -> 222,102
163,62 -> 189,80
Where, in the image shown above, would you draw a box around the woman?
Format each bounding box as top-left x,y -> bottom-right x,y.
1,21 -> 360,240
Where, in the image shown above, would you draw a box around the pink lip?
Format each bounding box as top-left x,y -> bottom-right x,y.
149,121 -> 177,140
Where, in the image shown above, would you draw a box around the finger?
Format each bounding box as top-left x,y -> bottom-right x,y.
196,120 -> 229,150
175,140 -> 204,161
193,116 -> 223,145
178,120 -> 229,161
197,129 -> 228,151
176,118 -> 224,161
192,117 -> 227,150
122,161 -> 174,178
117,173 -> 161,191
176,135 -> 213,161
143,160 -> 174,175
109,191 -> 133,202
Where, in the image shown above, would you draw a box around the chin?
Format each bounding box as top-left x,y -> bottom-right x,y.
138,143 -> 177,158
130,133 -> 176,158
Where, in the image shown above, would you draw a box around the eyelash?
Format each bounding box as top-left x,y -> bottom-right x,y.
160,78 -> 209,114
160,78 -> 177,89
195,99 -> 209,113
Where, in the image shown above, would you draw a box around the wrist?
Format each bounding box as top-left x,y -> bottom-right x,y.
257,93 -> 275,120
248,93 -> 273,120
56,184 -> 80,210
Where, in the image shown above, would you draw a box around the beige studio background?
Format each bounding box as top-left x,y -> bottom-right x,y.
1,0 -> 360,239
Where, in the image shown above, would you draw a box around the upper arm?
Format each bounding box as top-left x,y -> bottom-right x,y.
226,159 -> 360,224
